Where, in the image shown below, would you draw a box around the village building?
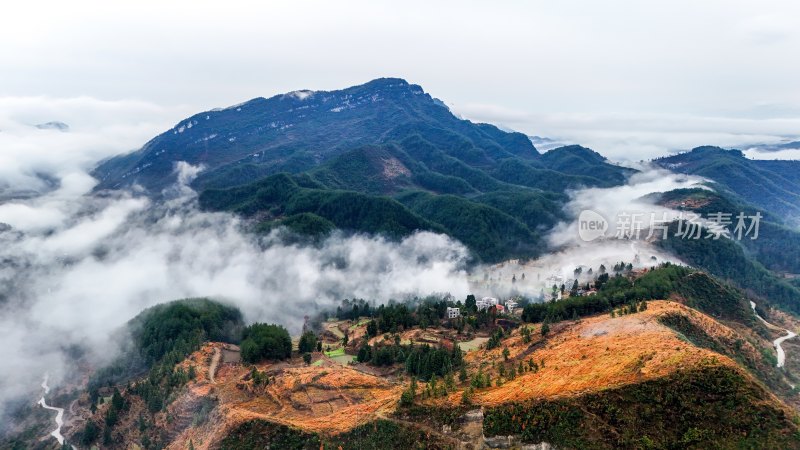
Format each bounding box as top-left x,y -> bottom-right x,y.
476,296 -> 499,311
505,299 -> 518,313
446,306 -> 461,319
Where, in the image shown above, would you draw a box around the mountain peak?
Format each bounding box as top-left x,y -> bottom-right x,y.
91,78 -> 537,193
35,121 -> 70,132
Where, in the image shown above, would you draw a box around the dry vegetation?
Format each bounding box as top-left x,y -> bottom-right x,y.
440,301 -> 762,406
166,345 -> 402,449
90,300 -> 797,449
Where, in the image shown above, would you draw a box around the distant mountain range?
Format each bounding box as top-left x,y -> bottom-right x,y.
745,140 -> 800,152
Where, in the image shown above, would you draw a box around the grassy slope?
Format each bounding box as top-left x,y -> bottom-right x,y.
218,419 -> 453,450
483,363 -> 800,449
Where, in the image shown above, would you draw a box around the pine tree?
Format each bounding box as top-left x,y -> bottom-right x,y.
521,326 -> 532,344
102,426 -> 112,446
445,371 -> 455,391
461,387 -> 473,405
459,365 -> 468,383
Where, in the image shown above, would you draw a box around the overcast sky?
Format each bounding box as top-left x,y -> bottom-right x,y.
2,0 -> 799,159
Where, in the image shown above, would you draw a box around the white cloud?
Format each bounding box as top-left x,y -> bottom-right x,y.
0,1 -> 798,163
0,99 -> 471,422
0,96 -> 191,200
452,103 -> 800,161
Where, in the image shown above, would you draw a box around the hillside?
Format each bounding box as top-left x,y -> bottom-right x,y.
653,188 -> 800,274
32,285 -> 800,450
654,146 -> 800,224
644,188 -> 800,314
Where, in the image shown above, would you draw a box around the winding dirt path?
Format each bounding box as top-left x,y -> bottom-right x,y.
209,346 -> 221,383
750,301 -> 797,368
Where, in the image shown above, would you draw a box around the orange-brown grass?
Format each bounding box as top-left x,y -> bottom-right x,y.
169,301 -> 764,448
238,365 -> 400,433
368,327 -> 450,347
168,353 -> 403,449
446,301 -> 743,407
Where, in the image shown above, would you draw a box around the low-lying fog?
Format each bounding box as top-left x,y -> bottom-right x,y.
0,98 -> 705,423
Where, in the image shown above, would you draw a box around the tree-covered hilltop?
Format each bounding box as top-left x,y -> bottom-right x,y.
240,323 -> 292,363
521,263 -> 755,325
652,188 -> 800,274
79,299 -> 245,448
653,146 -> 800,224
90,298 -> 244,390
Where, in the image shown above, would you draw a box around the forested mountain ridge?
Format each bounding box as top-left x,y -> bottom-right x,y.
92,78 -> 548,193
89,79 -> 623,262
654,146 -> 800,223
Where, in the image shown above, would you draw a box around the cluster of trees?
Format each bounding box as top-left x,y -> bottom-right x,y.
241,323 -> 292,363
83,299 -> 243,448
486,327 -> 506,350
328,295 -> 499,335
522,263 -> 759,330
298,331 -> 318,354
522,264 -> 675,324
405,344 -> 464,380
334,298 -> 374,321
611,301 -> 648,317
356,341 -> 464,382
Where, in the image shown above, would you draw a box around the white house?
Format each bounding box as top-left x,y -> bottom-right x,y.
476,297 -> 499,311
505,300 -> 519,313
447,307 -> 461,319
